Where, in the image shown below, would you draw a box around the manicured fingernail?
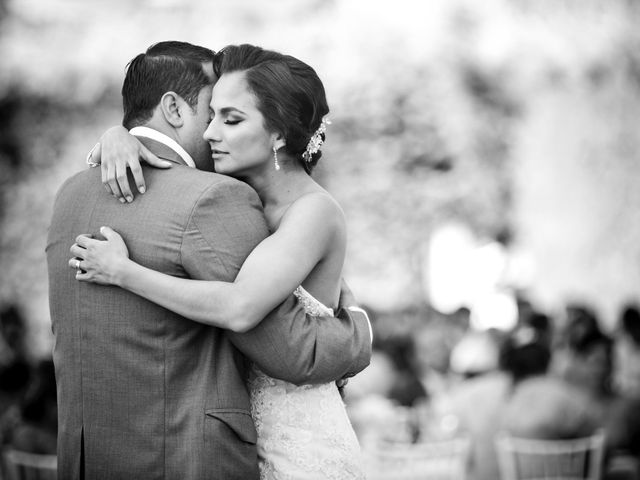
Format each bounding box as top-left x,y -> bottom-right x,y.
139,186 -> 146,194
119,198 -> 126,203
126,196 -> 133,203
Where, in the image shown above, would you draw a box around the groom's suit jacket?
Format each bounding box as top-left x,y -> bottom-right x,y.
46,137 -> 371,480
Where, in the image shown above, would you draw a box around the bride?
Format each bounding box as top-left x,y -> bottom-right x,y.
70,44 -> 366,479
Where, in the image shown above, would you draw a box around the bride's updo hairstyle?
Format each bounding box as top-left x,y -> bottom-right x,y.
214,44 -> 329,174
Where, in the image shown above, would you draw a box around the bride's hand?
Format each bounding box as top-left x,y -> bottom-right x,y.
69,227 -> 131,286
91,126 -> 172,203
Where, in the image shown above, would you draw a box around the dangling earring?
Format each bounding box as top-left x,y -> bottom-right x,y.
273,146 -> 280,171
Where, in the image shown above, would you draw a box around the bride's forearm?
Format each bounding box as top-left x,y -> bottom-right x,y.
116,261 -> 252,331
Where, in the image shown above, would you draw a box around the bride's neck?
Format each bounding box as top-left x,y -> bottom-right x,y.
247,162 -> 313,209
243,161 -> 318,230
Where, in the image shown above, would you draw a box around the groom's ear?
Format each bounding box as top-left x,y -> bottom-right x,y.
160,91 -> 185,128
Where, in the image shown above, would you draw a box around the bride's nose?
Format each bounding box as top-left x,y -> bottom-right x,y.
203,120 -> 221,143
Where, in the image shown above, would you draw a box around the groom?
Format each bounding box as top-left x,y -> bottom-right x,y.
46,41 -> 371,480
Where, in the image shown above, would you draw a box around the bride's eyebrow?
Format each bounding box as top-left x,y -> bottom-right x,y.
219,106 -> 246,116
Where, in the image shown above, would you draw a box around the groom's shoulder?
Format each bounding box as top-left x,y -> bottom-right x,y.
145,166 -> 260,204
54,166 -> 101,198
53,166 -> 259,210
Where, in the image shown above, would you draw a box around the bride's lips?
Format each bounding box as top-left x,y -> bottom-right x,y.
210,149 -> 228,158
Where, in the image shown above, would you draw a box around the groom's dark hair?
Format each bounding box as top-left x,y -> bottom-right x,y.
122,41 -> 215,129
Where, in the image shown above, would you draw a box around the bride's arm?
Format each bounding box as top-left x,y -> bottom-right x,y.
72,193 -> 343,333
89,126 -> 172,202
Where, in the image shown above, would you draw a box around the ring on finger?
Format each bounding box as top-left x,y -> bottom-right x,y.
74,259 -> 81,270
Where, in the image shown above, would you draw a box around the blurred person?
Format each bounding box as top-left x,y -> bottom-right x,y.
613,304 -> 640,397
446,318 -> 558,480
523,311 -> 553,348
8,359 -> 57,455
48,42 -> 371,480
602,304 -> 640,479
501,377 -> 599,440
378,332 -> 427,408
515,294 -> 535,325
0,305 -> 31,448
411,320 -> 453,386
501,309 -> 601,441
397,318 -> 488,450
552,304 -> 614,408
343,330 -> 429,446
0,305 -> 29,371
345,348 -> 413,447
449,328 -> 500,379
406,319 -> 463,439
552,303 -> 640,479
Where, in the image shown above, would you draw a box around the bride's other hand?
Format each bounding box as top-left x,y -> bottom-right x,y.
94,126 -> 172,203
69,227 -> 131,286
336,377 -> 349,399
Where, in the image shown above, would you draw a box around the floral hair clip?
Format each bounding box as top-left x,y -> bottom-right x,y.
302,117 -> 331,163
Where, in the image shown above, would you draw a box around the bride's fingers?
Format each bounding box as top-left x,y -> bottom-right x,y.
129,158 -> 146,195
336,378 -> 349,389
102,161 -> 114,196
140,145 -> 171,169
105,162 -> 125,203
115,160 -> 134,203
102,169 -> 112,196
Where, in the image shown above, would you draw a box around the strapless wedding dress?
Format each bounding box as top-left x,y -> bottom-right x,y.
248,286 -> 365,480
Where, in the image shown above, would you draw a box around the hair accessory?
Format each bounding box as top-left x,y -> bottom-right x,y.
273,146 -> 280,171
302,117 -> 331,163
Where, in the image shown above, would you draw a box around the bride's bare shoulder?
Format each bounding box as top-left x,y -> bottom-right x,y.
283,190 -> 346,232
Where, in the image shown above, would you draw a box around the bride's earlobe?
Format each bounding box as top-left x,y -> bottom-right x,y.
272,132 -> 286,152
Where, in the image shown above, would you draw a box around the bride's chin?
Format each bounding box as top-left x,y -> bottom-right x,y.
214,163 -> 238,177
213,159 -> 227,172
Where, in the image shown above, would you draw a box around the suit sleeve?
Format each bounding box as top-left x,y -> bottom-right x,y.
180,178 -> 371,385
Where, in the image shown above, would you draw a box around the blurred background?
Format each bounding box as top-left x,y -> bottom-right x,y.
1,0 -> 640,478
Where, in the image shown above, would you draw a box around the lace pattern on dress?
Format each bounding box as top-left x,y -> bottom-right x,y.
293,285 -> 334,317
248,286 -> 365,480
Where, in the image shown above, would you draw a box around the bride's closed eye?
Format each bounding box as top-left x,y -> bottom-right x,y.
224,119 -> 241,125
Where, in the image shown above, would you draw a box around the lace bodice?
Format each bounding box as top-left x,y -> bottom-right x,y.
248,286 -> 364,480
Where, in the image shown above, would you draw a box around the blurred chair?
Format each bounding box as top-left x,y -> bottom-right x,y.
363,436 -> 471,480
1,449 -> 57,480
495,430 -> 605,480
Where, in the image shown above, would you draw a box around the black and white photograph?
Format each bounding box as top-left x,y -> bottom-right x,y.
1,0 -> 639,479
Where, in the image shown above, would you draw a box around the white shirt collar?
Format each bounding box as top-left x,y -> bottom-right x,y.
129,126 -> 196,168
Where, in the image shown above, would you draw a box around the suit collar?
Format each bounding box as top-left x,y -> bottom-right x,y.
130,126 -> 195,168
